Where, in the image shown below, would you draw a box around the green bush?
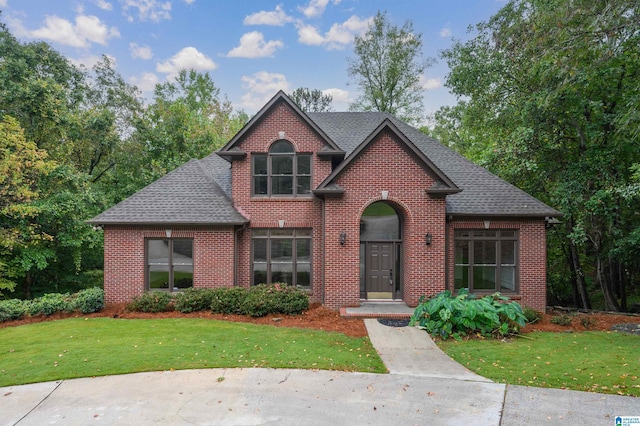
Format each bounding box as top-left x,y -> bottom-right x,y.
210,287 -> 248,314
240,284 -> 309,317
0,299 -> 29,322
28,293 -> 73,316
523,307 -> 542,324
174,288 -> 217,313
71,287 -> 104,314
127,292 -> 174,313
409,289 -> 527,340
550,314 -> 573,326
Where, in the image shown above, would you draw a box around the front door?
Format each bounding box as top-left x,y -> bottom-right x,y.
365,242 -> 396,299
359,201 -> 403,300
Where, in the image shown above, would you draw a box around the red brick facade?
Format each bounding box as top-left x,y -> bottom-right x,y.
103,226 -> 235,304
102,99 -> 549,311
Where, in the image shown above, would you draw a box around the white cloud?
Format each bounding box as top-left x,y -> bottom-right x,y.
183,0 -> 195,4
0,0 -> 7,7
130,42 -> 153,59
156,47 -> 217,79
297,24 -> 324,45
94,0 -> 113,10
18,14 -> 119,48
439,26 -> 452,38
244,4 -> 293,26
297,15 -> 370,50
322,88 -> 350,103
227,31 -> 284,58
299,0 -> 340,18
240,71 -> 290,111
419,75 -> 442,91
122,0 -> 171,22
129,72 -> 160,92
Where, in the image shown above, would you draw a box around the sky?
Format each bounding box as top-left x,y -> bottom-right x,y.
1,0 -> 506,117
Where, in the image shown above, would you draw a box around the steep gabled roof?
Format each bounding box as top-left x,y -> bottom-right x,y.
315,118 -> 460,197
308,112 -> 561,218
88,154 -> 247,226
218,90 -> 344,159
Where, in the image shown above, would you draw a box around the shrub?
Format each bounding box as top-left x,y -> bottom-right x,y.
409,289 -> 527,340
240,284 -> 309,317
71,287 -> 105,314
0,299 -> 29,322
174,288 -> 217,313
28,293 -> 73,316
523,308 -> 542,324
127,292 -> 173,313
550,314 -> 573,326
210,287 -> 248,315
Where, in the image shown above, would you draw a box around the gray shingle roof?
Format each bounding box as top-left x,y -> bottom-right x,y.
308,112 -> 561,218
88,155 -> 247,226
90,104 -> 559,226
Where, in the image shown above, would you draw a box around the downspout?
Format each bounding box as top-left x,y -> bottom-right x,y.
234,223 -> 248,287
321,197 -> 326,304
444,215 -> 450,291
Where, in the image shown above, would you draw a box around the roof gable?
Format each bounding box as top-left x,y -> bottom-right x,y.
315,118 -> 460,197
218,91 -> 343,159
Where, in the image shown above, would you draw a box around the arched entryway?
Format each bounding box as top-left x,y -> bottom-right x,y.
359,201 -> 403,300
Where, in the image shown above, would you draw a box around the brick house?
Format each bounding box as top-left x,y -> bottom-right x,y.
89,91 -> 560,311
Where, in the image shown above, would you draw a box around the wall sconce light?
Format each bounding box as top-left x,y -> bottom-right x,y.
165,229 -> 172,238
339,232 -> 347,245
425,233 -> 432,245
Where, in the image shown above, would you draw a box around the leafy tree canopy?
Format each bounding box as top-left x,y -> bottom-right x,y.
348,11 -> 433,124
289,87 -> 333,112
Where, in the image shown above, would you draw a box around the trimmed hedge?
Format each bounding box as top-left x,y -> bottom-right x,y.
126,292 -> 173,313
0,287 -> 105,322
210,287 -> 249,315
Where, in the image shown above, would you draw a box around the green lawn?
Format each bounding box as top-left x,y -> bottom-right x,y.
0,318 -> 386,387
439,331 -> 640,396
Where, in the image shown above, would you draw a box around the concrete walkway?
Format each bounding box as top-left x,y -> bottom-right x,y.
2,320 -> 639,425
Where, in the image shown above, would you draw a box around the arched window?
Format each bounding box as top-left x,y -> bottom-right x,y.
360,202 -> 401,241
252,140 -> 312,197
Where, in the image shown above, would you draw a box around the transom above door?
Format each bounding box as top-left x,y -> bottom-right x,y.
359,201 -> 402,300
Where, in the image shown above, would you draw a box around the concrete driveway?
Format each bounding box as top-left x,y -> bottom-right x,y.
2,320 -> 638,425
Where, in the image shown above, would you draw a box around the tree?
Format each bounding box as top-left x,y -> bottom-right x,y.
134,69 -> 248,181
348,11 -> 433,124
289,87 -> 333,112
0,116 -> 54,296
438,0 -> 640,311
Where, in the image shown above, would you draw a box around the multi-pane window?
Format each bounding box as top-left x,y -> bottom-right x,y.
454,230 -> 517,292
252,229 -> 311,289
252,140 -> 312,197
146,239 -> 194,291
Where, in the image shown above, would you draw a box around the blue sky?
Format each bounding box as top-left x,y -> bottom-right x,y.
1,0 -> 505,116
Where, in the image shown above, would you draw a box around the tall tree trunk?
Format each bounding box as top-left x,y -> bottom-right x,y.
568,241 -> 591,309
596,253 -> 620,312
566,248 -> 580,307
23,271 -> 32,299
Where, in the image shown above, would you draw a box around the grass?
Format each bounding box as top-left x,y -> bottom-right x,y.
439,331 -> 640,396
0,318 -> 386,387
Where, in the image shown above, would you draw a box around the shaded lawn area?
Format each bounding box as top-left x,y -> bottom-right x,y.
0,318 -> 386,387
439,331 -> 640,396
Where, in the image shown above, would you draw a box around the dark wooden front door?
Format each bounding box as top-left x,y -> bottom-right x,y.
363,242 -> 400,299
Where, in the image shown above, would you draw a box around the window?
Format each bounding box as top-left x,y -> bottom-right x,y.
146,239 -> 193,291
252,229 -> 311,289
253,140 -> 312,197
454,230 -> 517,292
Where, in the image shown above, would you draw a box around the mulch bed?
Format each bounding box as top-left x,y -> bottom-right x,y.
2,304 -> 640,338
